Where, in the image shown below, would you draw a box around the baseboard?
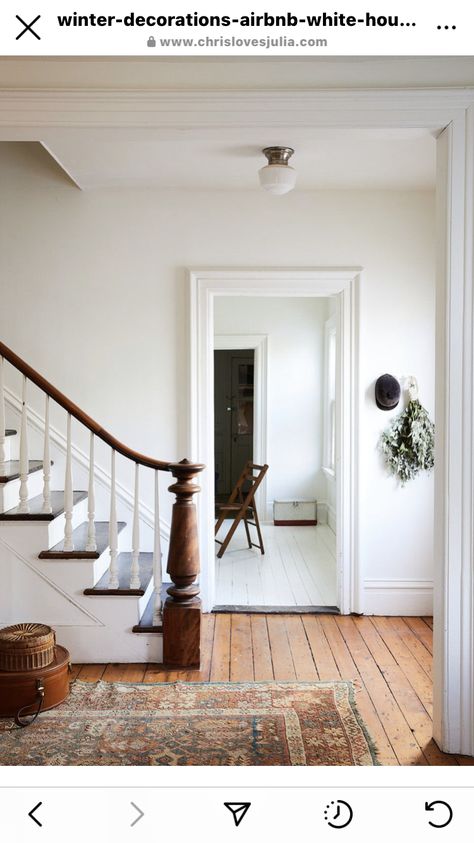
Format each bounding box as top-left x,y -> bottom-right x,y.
4,386 -> 170,543
364,578 -> 433,616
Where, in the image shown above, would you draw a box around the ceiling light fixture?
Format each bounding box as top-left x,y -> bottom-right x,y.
258,146 -> 296,195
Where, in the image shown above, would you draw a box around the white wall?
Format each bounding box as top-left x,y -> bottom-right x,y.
214,296 -> 328,518
0,142 -> 436,613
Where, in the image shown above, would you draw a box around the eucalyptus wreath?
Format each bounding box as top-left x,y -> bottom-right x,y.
380,399 -> 435,485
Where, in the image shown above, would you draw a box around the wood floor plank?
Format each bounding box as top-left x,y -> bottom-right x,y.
69,663 -> 82,682
250,615 -> 274,680
209,612 -> 231,681
302,616 -> 338,680
184,612 -> 216,682
266,615 -> 296,680
403,617 -> 433,654
284,616 -> 318,680
319,615 -> 398,766
142,664 -> 170,683
422,617 -> 433,630
336,616 -> 426,765
76,664 -> 106,682
354,617 -> 457,766
230,613 -> 254,682
102,663 -> 147,683
369,617 -> 433,713
389,617 -> 433,678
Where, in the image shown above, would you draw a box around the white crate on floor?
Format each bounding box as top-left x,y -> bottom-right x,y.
273,499 -> 317,526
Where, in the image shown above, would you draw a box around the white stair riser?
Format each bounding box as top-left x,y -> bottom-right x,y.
57,629 -> 162,663
82,593 -> 148,627
38,530 -> 127,590
0,470 -> 44,513
138,576 -> 155,618
47,497 -> 89,546
0,497 -> 89,557
2,437 -> 16,462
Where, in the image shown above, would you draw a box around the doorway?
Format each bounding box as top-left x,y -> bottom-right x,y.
190,268 -> 361,618
214,349 -> 255,504
213,297 -> 338,611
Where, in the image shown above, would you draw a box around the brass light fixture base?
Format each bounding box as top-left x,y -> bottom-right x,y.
262,146 -> 295,166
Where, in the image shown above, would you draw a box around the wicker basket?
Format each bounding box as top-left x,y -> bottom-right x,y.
0,623 -> 56,672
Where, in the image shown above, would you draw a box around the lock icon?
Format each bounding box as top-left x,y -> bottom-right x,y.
147,36 -> 156,47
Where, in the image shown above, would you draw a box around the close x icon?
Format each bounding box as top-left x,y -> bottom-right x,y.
16,14 -> 41,40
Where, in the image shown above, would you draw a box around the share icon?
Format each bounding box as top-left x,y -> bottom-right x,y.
224,802 -> 252,827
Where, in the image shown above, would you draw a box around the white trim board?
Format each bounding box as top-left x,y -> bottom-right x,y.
189,268 -> 361,618
3,386 -> 171,545
364,579 -> 433,617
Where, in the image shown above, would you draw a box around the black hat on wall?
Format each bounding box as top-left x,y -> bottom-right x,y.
375,374 -> 401,410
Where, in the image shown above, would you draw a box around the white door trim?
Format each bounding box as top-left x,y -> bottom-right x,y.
214,334 -> 269,519
189,268 -> 361,618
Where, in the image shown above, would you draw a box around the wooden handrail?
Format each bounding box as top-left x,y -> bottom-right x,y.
0,340 -> 184,472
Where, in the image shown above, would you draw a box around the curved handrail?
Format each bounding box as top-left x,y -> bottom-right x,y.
0,340 -> 174,472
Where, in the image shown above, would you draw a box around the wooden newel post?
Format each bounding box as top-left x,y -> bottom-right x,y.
163,458 -> 205,667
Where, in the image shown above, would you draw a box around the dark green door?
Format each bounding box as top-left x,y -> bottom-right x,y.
214,349 -> 254,501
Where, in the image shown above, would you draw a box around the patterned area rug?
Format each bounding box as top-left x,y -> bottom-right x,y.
0,680 -> 378,766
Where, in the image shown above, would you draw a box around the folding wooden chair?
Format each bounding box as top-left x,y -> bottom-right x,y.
214,461 -> 269,559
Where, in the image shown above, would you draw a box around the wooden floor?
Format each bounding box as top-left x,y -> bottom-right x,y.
73,613 -> 474,766
215,523 -> 337,606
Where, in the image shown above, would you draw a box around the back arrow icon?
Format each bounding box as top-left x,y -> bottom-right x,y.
130,802 -> 145,827
28,802 -> 43,827
425,800 -> 453,828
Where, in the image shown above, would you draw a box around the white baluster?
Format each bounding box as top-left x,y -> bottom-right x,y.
63,413 -> 74,551
18,376 -> 29,513
108,450 -> 119,589
0,357 -> 6,465
130,463 -> 140,589
42,395 -> 52,514
85,432 -> 97,552
152,469 -> 163,625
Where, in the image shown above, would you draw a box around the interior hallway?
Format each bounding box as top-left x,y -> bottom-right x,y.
214,523 -> 337,607
74,613 -> 474,766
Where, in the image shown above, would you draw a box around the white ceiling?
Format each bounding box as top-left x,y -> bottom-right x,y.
43,127 -> 436,191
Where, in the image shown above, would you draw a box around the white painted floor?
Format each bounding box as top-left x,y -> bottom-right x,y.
214,521 -> 337,608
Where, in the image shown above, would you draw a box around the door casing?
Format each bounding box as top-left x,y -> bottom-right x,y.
189,269 -> 361,620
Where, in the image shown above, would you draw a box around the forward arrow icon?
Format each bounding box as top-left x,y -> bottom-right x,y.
130,802 -> 145,827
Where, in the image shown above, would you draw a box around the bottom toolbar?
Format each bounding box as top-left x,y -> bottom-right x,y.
0,787 -> 471,842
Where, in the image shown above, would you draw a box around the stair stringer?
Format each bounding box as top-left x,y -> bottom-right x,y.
0,527 -> 163,663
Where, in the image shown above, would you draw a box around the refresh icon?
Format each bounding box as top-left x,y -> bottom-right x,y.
324,800 -> 354,829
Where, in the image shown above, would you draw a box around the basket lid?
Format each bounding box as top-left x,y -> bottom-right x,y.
0,623 -> 53,642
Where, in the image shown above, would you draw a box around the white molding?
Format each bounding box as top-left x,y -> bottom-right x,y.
433,109 -> 474,756
189,267 -> 360,616
4,386 -> 170,545
214,333 -> 268,515
364,579 -> 433,616
0,89 -> 473,134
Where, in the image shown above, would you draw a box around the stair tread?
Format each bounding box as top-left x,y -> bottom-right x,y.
39,520 -> 126,559
0,460 -> 48,484
132,585 -> 167,633
84,552 -> 153,596
0,490 -> 87,521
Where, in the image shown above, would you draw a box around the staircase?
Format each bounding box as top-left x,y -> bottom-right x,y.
0,343 -> 204,666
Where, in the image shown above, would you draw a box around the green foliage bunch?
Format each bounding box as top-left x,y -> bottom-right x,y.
380,399 -> 435,485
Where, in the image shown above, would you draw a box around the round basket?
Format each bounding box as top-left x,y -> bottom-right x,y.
0,623 -> 56,672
